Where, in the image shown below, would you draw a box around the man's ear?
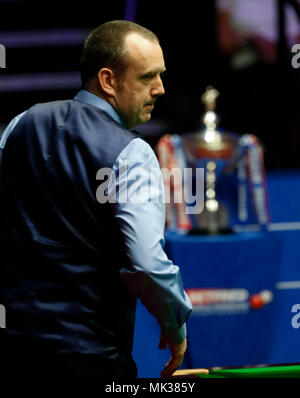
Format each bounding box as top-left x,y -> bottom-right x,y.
97,68 -> 117,96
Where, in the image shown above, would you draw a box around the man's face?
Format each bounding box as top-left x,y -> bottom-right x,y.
113,33 -> 166,129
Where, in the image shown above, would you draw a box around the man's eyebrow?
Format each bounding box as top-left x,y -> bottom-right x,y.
139,68 -> 166,78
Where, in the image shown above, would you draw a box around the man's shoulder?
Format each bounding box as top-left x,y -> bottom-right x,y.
25,98 -> 76,118
15,99 -> 74,128
8,99 -> 141,162
21,99 -> 126,135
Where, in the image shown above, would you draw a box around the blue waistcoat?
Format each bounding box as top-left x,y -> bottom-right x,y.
0,99 -> 139,375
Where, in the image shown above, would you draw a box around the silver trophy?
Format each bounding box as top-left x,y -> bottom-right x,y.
182,86 -> 240,234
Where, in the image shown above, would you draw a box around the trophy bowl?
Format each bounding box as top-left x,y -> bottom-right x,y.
182,128 -> 240,168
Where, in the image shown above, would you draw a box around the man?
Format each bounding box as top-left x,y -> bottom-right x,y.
0,20 -> 192,379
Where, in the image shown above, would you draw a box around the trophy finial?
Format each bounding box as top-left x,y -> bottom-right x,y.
201,86 -> 219,111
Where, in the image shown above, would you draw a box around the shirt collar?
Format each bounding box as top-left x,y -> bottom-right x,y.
74,89 -> 126,128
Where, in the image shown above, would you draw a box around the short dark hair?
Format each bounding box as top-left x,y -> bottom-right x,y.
80,20 -> 159,87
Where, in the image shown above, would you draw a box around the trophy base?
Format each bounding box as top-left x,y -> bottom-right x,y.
189,203 -> 233,236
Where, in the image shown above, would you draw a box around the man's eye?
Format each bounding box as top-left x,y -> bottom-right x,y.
141,71 -> 165,83
142,74 -> 154,82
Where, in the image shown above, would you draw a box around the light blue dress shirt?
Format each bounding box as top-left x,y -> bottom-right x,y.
0,90 -> 192,343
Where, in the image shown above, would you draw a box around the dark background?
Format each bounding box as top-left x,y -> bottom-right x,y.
0,0 -> 299,169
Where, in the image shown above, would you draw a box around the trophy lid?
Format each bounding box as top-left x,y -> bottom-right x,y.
201,86 -> 221,144
183,86 -> 239,160
201,85 -> 219,112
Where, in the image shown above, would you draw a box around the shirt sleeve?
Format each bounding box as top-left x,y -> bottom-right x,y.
0,111 -> 27,149
108,137 -> 193,344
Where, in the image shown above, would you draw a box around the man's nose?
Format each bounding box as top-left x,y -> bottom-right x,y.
151,75 -> 165,97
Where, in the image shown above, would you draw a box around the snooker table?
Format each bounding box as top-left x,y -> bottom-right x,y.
173,364 -> 300,378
